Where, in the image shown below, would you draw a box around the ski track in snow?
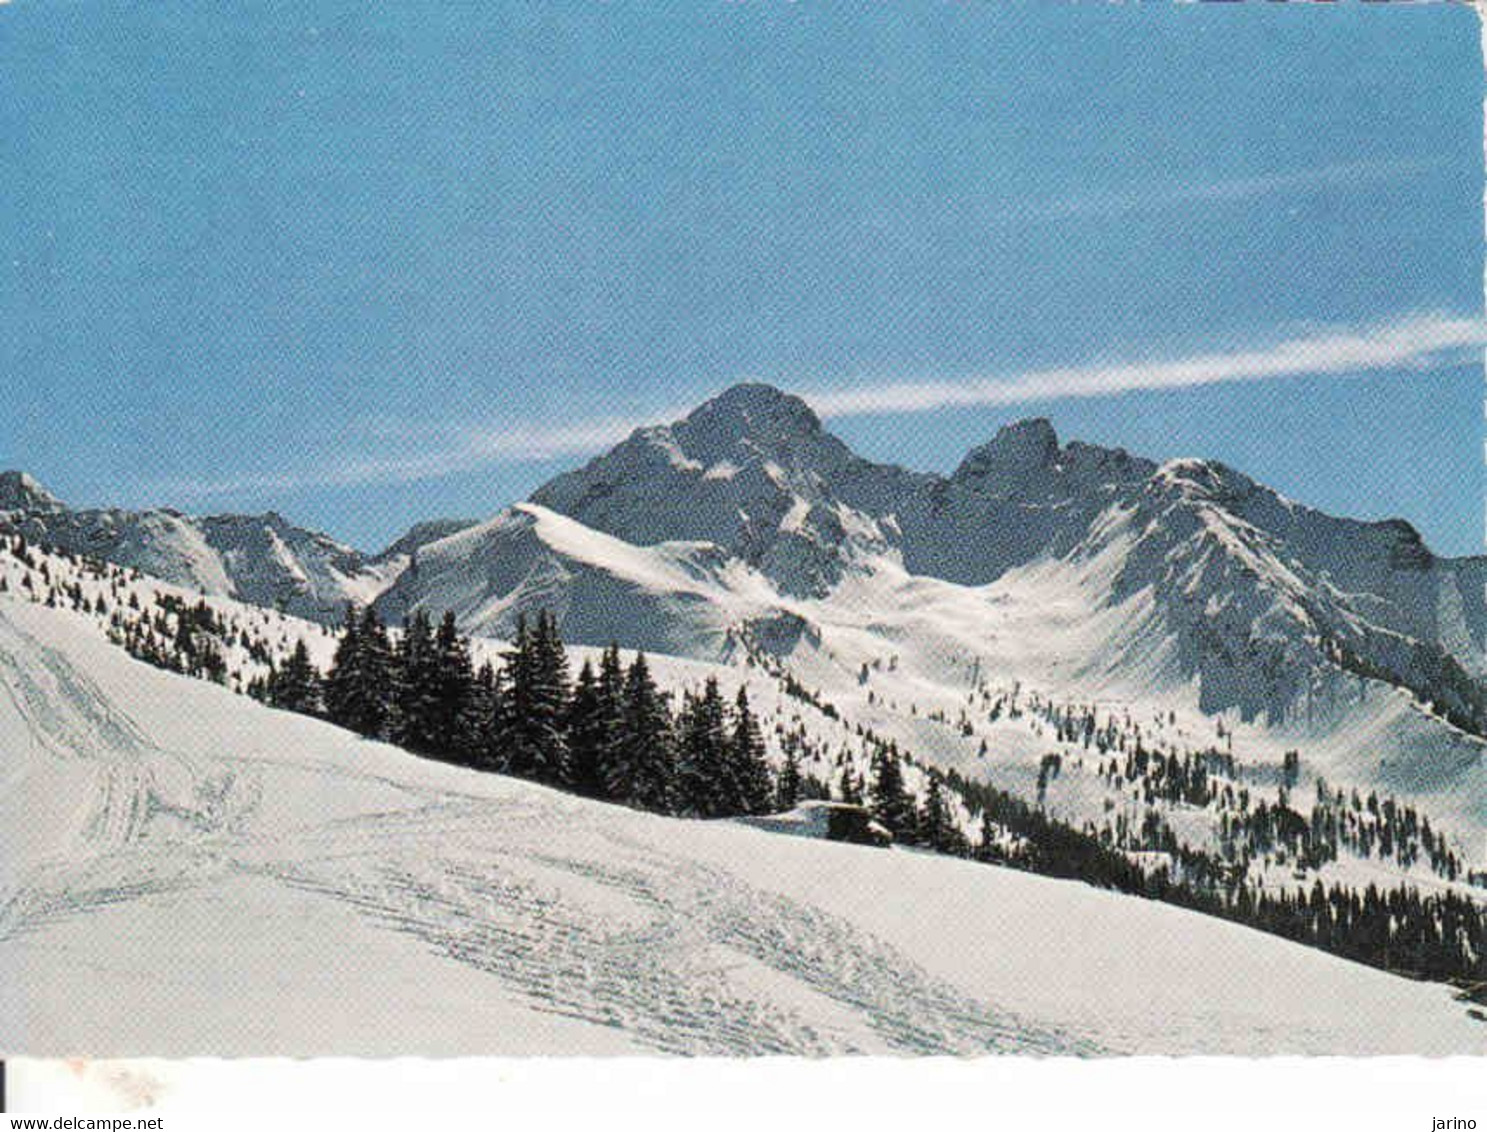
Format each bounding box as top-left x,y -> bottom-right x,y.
0,614 -> 254,939
3,598 -> 1483,1056
259,827 -> 1091,1056
0,607 -> 1095,1055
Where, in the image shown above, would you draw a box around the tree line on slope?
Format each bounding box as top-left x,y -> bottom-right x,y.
257,603 -> 1487,996
263,602 -> 970,846
987,676 -> 1477,887
944,766 -> 1487,998
253,605 -> 779,819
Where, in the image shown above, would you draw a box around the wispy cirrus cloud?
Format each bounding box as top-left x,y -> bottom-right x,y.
167,414 -> 655,497
1023,155 -> 1445,223
166,310 -> 1485,498
803,311 -> 1486,418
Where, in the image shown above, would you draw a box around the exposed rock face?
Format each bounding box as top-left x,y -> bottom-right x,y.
0,471 -> 66,515
531,384 -> 922,596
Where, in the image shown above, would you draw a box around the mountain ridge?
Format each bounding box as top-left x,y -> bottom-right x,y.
7,384 -> 1487,944
2,382 -> 1471,570
382,383 -> 1487,759
4,382 -> 1483,743
0,477 -> 477,623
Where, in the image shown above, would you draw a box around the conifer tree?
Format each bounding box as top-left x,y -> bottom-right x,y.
776,741 -> 802,811
354,605 -> 395,738
269,639 -> 322,716
838,763 -> 863,805
974,809 -> 1002,862
870,743 -> 916,842
469,660 -> 509,770
677,678 -> 729,816
590,643 -> 628,799
919,776 -> 955,853
172,614 -> 197,673
611,652 -> 675,812
728,686 -> 773,816
431,611 -> 475,760
504,611 -> 570,786
566,659 -> 606,798
323,604 -> 362,731
392,610 -> 440,752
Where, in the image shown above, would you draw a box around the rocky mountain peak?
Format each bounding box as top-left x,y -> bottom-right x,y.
672,383 -> 826,463
953,418 -> 1060,485
0,470 -> 66,513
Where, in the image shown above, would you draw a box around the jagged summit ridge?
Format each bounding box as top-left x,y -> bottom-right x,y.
951,421 -> 1155,502
649,381 -> 850,474
513,382 -> 1487,729
529,382 -> 904,595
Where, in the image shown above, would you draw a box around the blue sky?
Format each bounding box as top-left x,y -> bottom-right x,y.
1,2 -> 1482,554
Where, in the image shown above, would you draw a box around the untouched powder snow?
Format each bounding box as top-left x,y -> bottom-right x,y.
1,596 -> 1482,1056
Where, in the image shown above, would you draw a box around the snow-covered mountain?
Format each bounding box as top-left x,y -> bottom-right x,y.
531,383 -> 925,598
373,503 -> 762,658
9,384 -> 1487,878
368,517 -> 481,568
387,384 -> 1486,737
0,477 -> 472,623
10,384 -> 1485,857
354,383 -> 1487,873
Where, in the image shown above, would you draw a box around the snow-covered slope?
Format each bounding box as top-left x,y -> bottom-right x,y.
532,383 -> 924,598
7,386 -> 1486,1005
0,532 -> 959,840
375,502 -> 803,659
1,594 -> 1481,1055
